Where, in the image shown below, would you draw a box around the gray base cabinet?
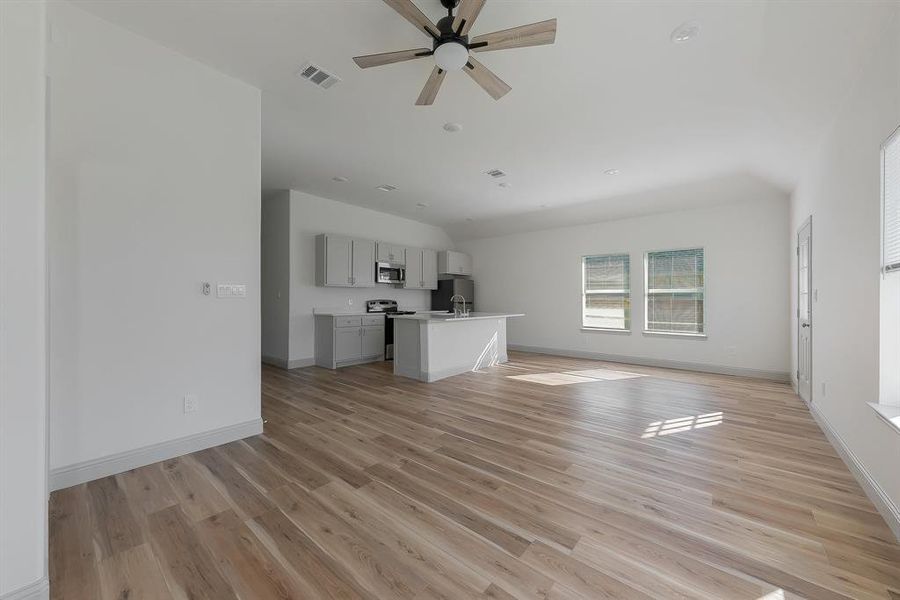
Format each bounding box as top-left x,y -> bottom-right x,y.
315,314 -> 385,368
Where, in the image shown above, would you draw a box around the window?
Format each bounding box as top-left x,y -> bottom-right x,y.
884,127 -> 900,274
645,248 -> 705,335
582,254 -> 630,330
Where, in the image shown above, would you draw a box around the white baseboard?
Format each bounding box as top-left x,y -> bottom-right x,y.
809,403 -> 900,542
49,418 -> 263,491
262,355 -> 315,370
508,345 -> 791,382
1,577 -> 48,600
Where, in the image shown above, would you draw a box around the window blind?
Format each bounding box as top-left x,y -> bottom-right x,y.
645,248 -> 705,334
884,129 -> 900,273
582,254 -> 630,330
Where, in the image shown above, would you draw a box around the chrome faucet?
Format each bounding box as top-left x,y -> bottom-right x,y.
449,294 -> 469,318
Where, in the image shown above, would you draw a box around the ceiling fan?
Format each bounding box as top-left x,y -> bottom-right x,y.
353,0 -> 557,105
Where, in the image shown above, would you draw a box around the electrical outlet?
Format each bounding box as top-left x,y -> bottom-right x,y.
348,298 -> 354,307
183,394 -> 198,414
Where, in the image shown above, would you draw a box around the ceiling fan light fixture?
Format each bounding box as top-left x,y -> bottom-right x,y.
433,42 -> 469,71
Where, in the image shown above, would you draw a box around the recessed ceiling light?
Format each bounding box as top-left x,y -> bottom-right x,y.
485,169 -> 507,179
332,176 -> 349,182
443,122 -> 463,133
540,204 -> 550,208
376,184 -> 397,192
416,202 -> 429,208
465,218 -> 474,222
498,182 -> 512,188
670,21 -> 700,43
604,169 -> 620,176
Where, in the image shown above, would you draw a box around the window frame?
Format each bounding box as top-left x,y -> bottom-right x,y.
581,252 -> 632,333
643,246 -> 707,338
882,124 -> 900,276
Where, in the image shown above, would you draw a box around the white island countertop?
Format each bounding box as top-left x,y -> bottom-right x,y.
391,312 -> 525,322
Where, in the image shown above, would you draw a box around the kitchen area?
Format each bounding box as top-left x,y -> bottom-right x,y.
311,233 -> 522,382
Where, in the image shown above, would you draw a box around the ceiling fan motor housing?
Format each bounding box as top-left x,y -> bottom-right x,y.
439,0 -> 460,9
434,16 -> 469,48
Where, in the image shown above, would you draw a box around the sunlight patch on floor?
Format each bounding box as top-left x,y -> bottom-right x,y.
506,368 -> 646,386
757,589 -> 785,600
641,412 -> 723,438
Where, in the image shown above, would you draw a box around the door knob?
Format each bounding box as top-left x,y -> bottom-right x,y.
801,323 -> 810,328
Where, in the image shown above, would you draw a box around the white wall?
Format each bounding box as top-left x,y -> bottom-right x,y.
261,192 -> 290,364
0,2 -> 49,596
458,189 -> 791,379
789,6 -> 900,519
47,2 -> 262,479
282,190 -> 453,364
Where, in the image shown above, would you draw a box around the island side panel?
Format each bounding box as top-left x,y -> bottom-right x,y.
423,318 -> 508,382
393,318 -> 424,381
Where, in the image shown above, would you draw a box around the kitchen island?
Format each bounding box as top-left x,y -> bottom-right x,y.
391,312 -> 524,383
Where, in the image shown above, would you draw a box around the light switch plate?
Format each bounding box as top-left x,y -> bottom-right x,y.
217,283 -> 247,298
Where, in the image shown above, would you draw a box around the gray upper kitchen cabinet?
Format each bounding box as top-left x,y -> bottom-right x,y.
404,248 -> 423,289
351,239 -> 376,287
315,234 -> 376,287
376,242 -> 405,265
422,248 -> 438,289
437,250 -> 473,276
404,247 -> 438,290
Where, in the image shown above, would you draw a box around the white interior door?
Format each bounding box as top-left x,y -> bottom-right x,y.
797,218 -> 812,402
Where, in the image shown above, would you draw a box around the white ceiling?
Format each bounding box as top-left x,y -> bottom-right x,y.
70,0 -> 895,239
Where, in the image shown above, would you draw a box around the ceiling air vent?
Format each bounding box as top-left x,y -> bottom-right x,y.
485,169 -> 507,178
297,62 -> 341,90
376,184 -> 397,192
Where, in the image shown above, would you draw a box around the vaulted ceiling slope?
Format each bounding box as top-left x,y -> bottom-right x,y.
71,0 -> 897,238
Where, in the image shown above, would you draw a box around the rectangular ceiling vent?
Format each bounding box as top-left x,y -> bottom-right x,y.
376,184 -> 397,192
485,169 -> 507,178
297,62 -> 341,90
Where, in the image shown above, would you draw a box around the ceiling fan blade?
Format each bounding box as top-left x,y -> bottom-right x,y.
382,0 -> 440,39
354,48 -> 432,69
469,18 -> 557,53
452,0 -> 486,36
416,66 -> 446,106
463,56 -> 511,100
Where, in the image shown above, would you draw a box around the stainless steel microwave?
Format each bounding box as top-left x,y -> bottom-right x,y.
376,262 -> 405,284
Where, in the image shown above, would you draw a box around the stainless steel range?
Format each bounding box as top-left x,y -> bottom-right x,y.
366,299 -> 415,360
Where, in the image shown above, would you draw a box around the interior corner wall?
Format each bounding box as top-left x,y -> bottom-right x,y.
0,1 -> 49,597
47,2 -> 262,483
789,6 -> 900,517
261,191 -> 291,365
457,192 -> 791,379
285,190 -> 454,365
